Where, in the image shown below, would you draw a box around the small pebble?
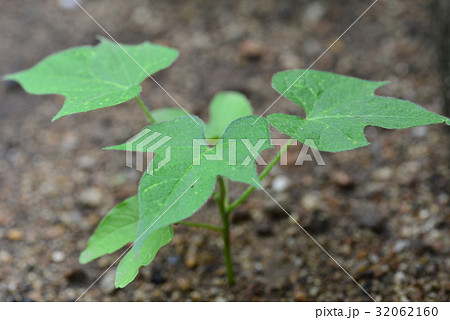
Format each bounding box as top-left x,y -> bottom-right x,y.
46,224 -> 66,239
7,281 -> 17,292
215,296 -> 228,302
271,175 -> 291,193
239,39 -> 263,60
51,251 -> 65,263
190,291 -> 202,301
301,193 -> 321,211
418,209 -> 431,220
309,286 -> 320,297
303,38 -> 322,56
99,269 -> 116,294
294,290 -> 308,301
330,171 -> 354,188
254,262 -> 264,273
7,229 -> 23,241
185,247 -> 198,269
79,187 -> 103,208
60,132 -> 79,152
393,240 -> 410,253
167,255 -> 181,266
412,126 -> 428,137
372,167 -> 393,181
58,0 -> 80,10
352,203 -> 385,232
97,256 -> 111,269
77,155 -> 96,169
152,289 -> 162,299
177,277 -> 192,291
293,257 -> 304,267
303,2 -> 325,25
394,271 -> 407,285
0,250 -> 13,263
171,290 -> 181,300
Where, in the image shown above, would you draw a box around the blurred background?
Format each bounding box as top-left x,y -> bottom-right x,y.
0,0 -> 448,301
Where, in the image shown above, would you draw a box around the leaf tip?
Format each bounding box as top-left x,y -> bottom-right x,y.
103,143 -> 126,151
373,80 -> 391,92
51,112 -> 64,122
114,279 -> 126,289
2,73 -> 16,82
96,35 -> 110,44
114,270 -> 135,289
114,276 -> 122,288
78,252 -> 90,265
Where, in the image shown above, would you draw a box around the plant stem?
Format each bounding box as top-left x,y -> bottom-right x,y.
135,92 -> 293,287
177,221 -> 223,232
227,138 -> 295,213
217,176 -> 234,285
135,96 -> 156,124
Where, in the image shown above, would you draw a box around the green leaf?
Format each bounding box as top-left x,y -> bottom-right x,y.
205,91 -> 253,140
151,107 -> 187,122
108,115 -> 271,255
115,225 -> 173,288
79,196 -> 139,264
267,70 -> 449,152
4,37 -> 179,120
79,195 -> 173,287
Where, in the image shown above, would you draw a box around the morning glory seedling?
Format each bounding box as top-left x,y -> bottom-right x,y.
5,38 -> 449,289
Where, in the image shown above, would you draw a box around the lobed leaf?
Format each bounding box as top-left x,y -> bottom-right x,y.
267,70 -> 449,152
4,37 -> 179,120
108,115 -> 272,257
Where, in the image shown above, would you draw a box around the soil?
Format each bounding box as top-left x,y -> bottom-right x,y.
0,0 -> 448,301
